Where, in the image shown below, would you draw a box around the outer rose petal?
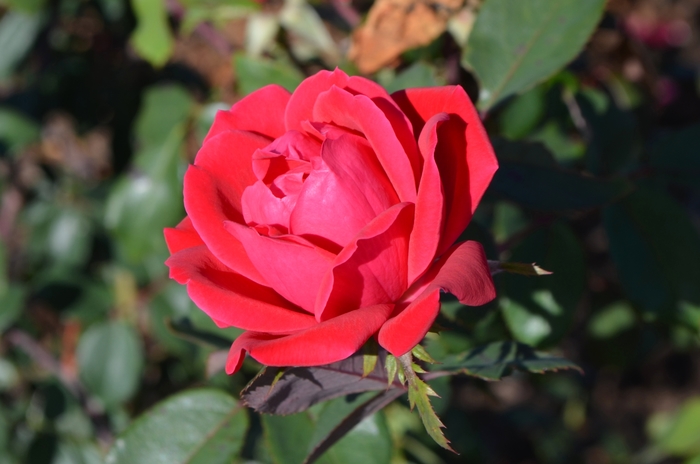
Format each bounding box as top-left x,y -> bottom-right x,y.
225,221 -> 335,313
391,86 -> 498,255
164,216 -> 204,254
204,85 -> 290,142
378,241 -> 496,357
407,113 -> 447,284
166,245 -> 316,333
313,86 -> 417,202
225,303 -> 394,374
285,68 -> 390,133
185,130 -> 271,284
316,202 -> 414,321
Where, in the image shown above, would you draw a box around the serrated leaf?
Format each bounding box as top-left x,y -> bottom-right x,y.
435,341 -> 581,381
105,389 -> 248,464
463,0 -> 606,111
241,350 -> 405,415
495,261 -> 553,276
399,354 -> 452,451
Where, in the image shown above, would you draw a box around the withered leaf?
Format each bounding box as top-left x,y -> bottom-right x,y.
241,350 -> 406,415
349,0 -> 464,74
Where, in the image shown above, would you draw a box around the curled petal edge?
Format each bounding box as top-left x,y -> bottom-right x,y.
378,240 -> 496,357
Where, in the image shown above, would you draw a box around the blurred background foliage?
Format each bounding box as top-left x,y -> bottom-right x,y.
1,0 -> 700,462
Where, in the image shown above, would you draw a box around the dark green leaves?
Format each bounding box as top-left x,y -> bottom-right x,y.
489,139 -> 631,212
463,0 -> 606,111
604,187 -> 700,315
500,222 -> 586,346
438,341 -> 581,381
105,389 -> 248,464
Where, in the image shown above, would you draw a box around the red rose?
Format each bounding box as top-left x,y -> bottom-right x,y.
164,69 -> 498,374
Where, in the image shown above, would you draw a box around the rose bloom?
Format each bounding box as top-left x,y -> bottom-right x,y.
165,69 -> 498,374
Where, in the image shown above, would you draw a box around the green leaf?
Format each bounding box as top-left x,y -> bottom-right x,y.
489,139 -> 631,211
0,107 -> 40,153
0,11 -> 42,79
0,285 -> 26,333
262,393 -> 396,464
649,398 -> 700,457
263,413 -> 316,464
105,85 -> 192,273
129,0 -> 174,67
649,123 -> 700,189
500,222 -> 585,346
603,187 -> 700,315
397,354 -> 451,452
105,389 -> 248,464
492,261 -> 552,277
0,0 -> 46,13
587,302 -> 636,339
379,61 -> 445,94
305,393 -> 395,464
438,341 -> 581,381
499,85 -> 546,139
579,92 -> 641,175
234,53 -> 304,96
463,0 -> 606,111
77,321 -> 143,408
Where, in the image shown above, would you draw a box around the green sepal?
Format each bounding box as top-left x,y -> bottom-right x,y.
385,354 -> 398,387
362,338 -> 379,377
412,344 -> 438,364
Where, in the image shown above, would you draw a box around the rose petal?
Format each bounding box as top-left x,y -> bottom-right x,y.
225,303 -> 394,374
313,86 -> 417,202
407,113 -> 448,284
241,180 -> 297,231
193,130 -> 269,216
378,240 -> 496,356
285,68 -> 390,133
184,166 -> 266,284
290,133 -> 399,248
167,245 -> 317,333
164,216 -> 204,254
185,130 -> 272,284
391,86 -> 498,255
316,202 -> 414,321
205,85 -> 290,142
224,221 -> 335,313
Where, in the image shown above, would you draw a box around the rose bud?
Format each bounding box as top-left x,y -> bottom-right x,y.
164,69 -> 498,374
